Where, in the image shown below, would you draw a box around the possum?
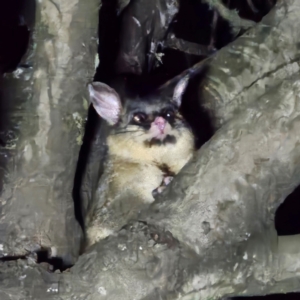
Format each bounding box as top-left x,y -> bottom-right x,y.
84,74 -> 196,248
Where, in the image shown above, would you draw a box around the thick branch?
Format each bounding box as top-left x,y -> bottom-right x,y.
0,226 -> 299,299
191,0 -> 299,128
146,71 -> 300,253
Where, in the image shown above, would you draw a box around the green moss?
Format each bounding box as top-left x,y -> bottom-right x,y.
72,112 -> 86,145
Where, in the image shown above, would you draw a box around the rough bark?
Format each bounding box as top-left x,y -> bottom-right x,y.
200,0 -> 296,128
0,0 -> 98,264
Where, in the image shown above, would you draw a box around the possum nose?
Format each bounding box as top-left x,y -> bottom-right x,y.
154,116 -> 166,132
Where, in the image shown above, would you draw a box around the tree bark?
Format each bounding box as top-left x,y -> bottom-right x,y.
200,0 -> 298,128
0,0 -> 99,264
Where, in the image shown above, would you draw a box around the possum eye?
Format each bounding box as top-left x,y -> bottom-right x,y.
132,112 -> 147,124
163,109 -> 175,122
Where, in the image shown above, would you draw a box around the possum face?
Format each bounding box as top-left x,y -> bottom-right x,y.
88,76 -> 194,161
118,93 -> 189,146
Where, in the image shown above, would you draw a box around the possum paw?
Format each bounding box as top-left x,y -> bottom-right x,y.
152,176 -> 174,197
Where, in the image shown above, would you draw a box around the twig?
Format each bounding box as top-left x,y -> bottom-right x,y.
163,34 -> 213,56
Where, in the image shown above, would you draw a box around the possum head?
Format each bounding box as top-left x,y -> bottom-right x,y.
88,76 -> 194,162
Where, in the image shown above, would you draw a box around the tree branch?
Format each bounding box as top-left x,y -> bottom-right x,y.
202,0 -> 256,35
199,0 -> 297,128
163,34 -> 213,56
146,70 -> 300,249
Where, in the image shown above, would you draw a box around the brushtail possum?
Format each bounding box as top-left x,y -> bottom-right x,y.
85,74 -> 195,248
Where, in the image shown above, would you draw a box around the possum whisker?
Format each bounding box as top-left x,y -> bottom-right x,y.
113,129 -> 145,135
173,122 -> 188,129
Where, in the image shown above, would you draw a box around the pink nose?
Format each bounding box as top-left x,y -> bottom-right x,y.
154,116 -> 166,133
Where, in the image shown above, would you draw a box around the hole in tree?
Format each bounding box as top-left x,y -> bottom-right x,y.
275,185 -> 300,236
36,249 -> 72,272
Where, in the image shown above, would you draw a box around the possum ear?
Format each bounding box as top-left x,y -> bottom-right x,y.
156,73 -> 191,108
158,58 -> 211,107
171,74 -> 190,108
88,82 -> 122,125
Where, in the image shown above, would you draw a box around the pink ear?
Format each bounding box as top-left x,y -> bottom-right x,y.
88,82 -> 122,125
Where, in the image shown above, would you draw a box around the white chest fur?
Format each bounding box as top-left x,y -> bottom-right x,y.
85,127 -> 194,248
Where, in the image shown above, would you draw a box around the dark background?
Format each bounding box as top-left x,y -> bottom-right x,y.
0,0 -> 299,299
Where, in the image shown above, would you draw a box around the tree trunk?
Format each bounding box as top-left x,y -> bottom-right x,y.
0,0 -> 99,264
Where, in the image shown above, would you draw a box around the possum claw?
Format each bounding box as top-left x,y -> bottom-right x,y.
152,186 -> 166,197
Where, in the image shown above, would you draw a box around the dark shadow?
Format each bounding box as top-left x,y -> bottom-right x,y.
224,0 -> 277,23
181,66 -> 215,149
72,0 -> 120,231
275,185 -> 300,236
94,0 -> 120,83
0,0 -> 32,193
36,249 -> 72,272
72,106 -> 100,231
0,0 -> 31,74
234,293 -> 300,300
149,48 -> 206,87
0,248 -> 72,272
174,0 -> 233,49
0,255 -> 27,261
